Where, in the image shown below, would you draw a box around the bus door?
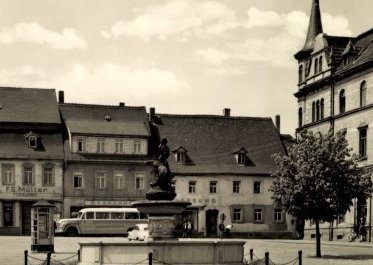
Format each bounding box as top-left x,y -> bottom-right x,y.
80,212 -> 96,234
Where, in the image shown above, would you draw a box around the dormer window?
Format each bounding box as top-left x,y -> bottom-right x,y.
172,146 -> 188,164
232,147 -> 248,165
24,132 -> 40,149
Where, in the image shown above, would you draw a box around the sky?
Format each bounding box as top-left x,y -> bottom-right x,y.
0,0 -> 372,135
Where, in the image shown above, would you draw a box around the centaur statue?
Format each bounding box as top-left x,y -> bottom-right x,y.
145,138 -> 176,200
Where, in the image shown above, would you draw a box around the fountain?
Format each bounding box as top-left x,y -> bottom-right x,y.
78,138 -> 245,265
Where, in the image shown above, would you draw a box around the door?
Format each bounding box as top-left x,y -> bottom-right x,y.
205,209 -> 219,237
22,202 -> 36,235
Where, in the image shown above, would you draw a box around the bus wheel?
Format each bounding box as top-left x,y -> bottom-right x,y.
65,227 -> 78,237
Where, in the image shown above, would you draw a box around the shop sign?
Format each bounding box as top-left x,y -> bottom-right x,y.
1,186 -> 61,198
85,200 -> 132,206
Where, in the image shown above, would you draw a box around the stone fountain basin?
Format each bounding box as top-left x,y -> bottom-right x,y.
132,200 -> 191,215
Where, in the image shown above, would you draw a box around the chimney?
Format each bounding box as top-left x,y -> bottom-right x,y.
223,108 -> 231,117
58,91 -> 64,103
275,115 -> 281,133
149,107 -> 155,122
119,102 -> 125,107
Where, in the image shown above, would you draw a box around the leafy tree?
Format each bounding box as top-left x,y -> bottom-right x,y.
270,129 -> 371,257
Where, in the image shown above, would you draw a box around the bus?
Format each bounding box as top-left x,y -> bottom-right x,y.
55,208 -> 147,237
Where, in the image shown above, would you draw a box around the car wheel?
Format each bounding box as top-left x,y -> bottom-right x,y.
65,227 -> 78,237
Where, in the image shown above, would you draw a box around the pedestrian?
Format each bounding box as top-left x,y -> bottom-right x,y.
182,219 -> 188,238
225,224 -> 232,238
359,218 -> 367,242
187,220 -> 193,238
219,222 -> 225,239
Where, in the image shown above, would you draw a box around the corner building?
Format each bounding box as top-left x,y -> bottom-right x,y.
0,87 -> 64,235
59,95 -> 153,218
295,0 -> 373,239
150,109 -> 294,238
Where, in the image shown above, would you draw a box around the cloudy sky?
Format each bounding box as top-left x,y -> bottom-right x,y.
0,0 -> 372,134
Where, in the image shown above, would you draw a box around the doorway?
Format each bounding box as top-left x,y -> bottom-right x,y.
206,209 -> 219,237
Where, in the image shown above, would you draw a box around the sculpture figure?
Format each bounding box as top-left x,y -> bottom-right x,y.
146,138 -> 176,200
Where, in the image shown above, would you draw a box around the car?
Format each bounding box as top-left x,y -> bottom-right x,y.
127,224 -> 149,241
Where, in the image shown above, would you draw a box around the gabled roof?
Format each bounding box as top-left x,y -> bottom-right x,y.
0,87 -> 61,124
59,103 -> 150,137
153,114 -> 286,175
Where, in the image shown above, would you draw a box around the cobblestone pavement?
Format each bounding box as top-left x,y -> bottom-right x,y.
1,236 -> 373,265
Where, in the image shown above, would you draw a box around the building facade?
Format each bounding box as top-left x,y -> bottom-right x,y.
294,0 -> 373,239
150,108 -> 295,238
59,94 -> 154,218
0,87 -> 64,235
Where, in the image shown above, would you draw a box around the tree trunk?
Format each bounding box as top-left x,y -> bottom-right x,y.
315,219 -> 322,257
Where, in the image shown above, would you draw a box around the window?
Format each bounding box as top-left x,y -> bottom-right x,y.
176,152 -> 186,163
28,136 -> 37,148
360,81 -> 367,107
339,89 -> 346,114
233,181 -> 240,194
23,164 -> 34,185
2,164 -> 15,185
298,65 -> 303,83
4,203 -> 13,227
43,164 -> 54,186
238,153 -> 246,164
298,108 -> 303,127
96,212 -> 110,219
86,212 -> 94,219
316,100 -> 320,121
77,137 -> 86,152
73,172 -> 83,189
254,209 -> 263,222
111,212 -> 124,220
134,140 -> 141,154
135,172 -> 145,190
319,56 -> 323,72
274,209 -> 283,222
113,172 -> 125,190
254,181 -> 261,194
320,98 -> 324,119
359,127 -> 368,158
312,102 -> 315,122
189,181 -> 196,193
314,58 -> 318,75
97,138 -> 105,153
115,139 -> 124,153
233,208 -> 242,222
210,181 -> 217,194
95,171 -> 106,189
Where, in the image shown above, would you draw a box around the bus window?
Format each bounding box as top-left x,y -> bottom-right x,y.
125,212 -> 138,219
96,212 -> 110,219
111,212 -> 124,220
86,212 -> 94,219
78,212 -> 84,219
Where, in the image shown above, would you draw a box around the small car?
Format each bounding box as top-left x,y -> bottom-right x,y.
127,224 -> 149,241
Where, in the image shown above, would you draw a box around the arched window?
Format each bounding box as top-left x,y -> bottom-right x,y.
320,98 -> 324,119
316,100 -> 320,121
298,65 -> 303,83
360,81 -> 367,107
298,108 -> 303,127
319,56 -> 323,72
339,89 -> 346,114
314,58 -> 318,75
312,102 -> 316,122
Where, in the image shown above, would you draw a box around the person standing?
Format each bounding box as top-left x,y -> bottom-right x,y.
225,224 -> 232,238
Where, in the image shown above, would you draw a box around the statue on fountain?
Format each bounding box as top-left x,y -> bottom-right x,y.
146,138 -> 176,200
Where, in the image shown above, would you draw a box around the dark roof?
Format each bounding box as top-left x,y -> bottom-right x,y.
59,103 -> 150,137
154,114 -> 286,175
0,132 -> 64,159
0,87 -> 61,124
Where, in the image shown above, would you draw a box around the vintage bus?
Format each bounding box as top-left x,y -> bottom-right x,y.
55,208 -> 147,237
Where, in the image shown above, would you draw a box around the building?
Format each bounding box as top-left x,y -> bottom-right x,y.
0,87 -> 64,235
150,108 -> 294,238
59,93 -> 154,218
294,0 -> 373,239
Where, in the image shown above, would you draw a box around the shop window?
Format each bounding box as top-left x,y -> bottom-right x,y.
4,203 -> 13,227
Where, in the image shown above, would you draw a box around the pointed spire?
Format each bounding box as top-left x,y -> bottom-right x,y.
295,0 -> 323,59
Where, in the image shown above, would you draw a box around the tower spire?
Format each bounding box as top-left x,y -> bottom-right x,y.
295,0 -> 323,59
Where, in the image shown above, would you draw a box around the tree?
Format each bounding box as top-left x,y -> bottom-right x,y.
270,129 -> 371,257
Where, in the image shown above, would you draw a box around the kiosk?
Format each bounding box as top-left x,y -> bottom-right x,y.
31,200 -> 55,252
